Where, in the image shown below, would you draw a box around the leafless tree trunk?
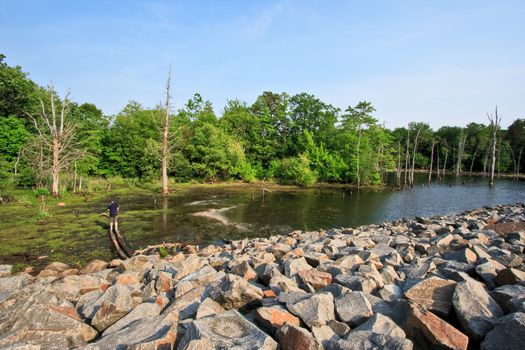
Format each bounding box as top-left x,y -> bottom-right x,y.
356,127 -> 362,189
396,142 -> 402,187
443,150 -> 448,177
404,128 -> 410,188
436,144 -> 441,180
488,107 -> 501,187
469,151 -> 477,176
428,140 -> 435,183
410,127 -> 421,187
161,67 -> 172,196
517,147 -> 523,180
456,134 -> 467,176
73,160 -> 77,193
26,84 -> 83,197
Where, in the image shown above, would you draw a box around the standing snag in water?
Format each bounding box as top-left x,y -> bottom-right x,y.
487,107 -> 502,187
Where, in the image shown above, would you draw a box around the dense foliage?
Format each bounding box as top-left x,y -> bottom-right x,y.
1,55 -> 524,192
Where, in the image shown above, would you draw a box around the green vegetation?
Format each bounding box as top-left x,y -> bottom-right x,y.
1,54 -> 524,198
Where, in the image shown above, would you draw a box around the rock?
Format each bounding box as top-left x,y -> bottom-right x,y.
164,286 -> 206,320
476,258 -> 506,287
287,292 -> 335,328
404,278 -> 456,316
45,261 -> 69,272
80,260 -> 108,274
177,310 -> 278,350
380,265 -> 400,284
102,302 -> 161,335
490,285 -> 525,313
337,331 -> 413,350
277,291 -> 311,304
495,268 -> 525,285
311,324 -> 338,348
254,305 -> 300,333
0,264 -> 12,278
378,284 -> 403,302
195,297 -> 225,319
452,279 -> 504,340
443,247 -> 477,264
114,272 -> 141,286
284,257 -> 312,277
37,269 -> 59,278
276,323 -> 323,350
90,285 -> 135,332
0,302 -> 98,349
84,312 -> 178,350
404,302 -> 468,350
230,261 -> 257,281
481,312 -> 525,350
255,263 -> 283,284
327,319 -> 351,338
354,313 -> 406,338
334,291 -> 373,327
334,274 -> 378,293
155,271 -> 173,292
297,269 -> 332,291
209,274 -> 263,310
268,274 -> 303,294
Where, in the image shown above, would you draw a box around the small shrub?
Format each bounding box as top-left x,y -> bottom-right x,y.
272,154 -> 318,187
35,210 -> 52,224
158,245 -> 169,258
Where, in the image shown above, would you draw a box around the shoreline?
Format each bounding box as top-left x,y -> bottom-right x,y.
1,202 -> 524,349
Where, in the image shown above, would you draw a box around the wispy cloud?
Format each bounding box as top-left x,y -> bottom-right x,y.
235,1 -> 286,42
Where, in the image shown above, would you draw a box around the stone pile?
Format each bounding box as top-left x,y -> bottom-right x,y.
1,203 -> 525,349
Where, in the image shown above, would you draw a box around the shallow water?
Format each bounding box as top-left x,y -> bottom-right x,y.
2,174 -> 524,268
110,174 -> 525,249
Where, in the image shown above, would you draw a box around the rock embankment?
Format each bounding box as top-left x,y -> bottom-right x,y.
1,203 -> 525,349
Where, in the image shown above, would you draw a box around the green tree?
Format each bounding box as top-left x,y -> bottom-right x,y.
0,54 -> 39,118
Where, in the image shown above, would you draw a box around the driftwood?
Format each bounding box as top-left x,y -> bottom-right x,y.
100,212 -> 134,258
108,230 -> 128,259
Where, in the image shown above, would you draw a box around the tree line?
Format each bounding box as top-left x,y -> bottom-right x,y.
1,54 -> 524,196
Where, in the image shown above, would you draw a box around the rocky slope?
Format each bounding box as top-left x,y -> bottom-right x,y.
1,203 -> 525,349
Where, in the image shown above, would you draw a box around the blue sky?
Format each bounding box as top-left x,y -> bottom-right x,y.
1,0 -> 524,128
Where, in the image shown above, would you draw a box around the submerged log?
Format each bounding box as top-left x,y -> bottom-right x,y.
108,229 -> 129,259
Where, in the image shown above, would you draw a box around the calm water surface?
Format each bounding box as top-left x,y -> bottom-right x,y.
113,174 -> 525,248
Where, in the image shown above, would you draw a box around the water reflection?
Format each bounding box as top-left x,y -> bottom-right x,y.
114,174 -> 525,248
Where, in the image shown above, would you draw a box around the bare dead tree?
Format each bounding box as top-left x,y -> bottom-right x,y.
487,107 -> 502,187
161,66 -> 172,196
404,127 -> 410,188
25,84 -> 83,197
410,127 -> 421,187
456,134 -> 467,176
428,139 -> 435,182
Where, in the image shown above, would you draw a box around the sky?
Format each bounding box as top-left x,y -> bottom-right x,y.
1,0 -> 524,129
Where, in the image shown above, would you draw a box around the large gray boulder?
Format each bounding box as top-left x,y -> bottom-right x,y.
89,284 -> 136,332
404,278 -> 456,316
276,323 -> 323,350
82,312 -> 178,349
102,302 -> 161,335
490,285 -> 525,313
353,313 -> 406,338
334,291 -> 373,327
481,312 -> 525,350
286,292 -> 335,328
176,310 -> 278,350
209,274 -> 263,310
452,279 -> 504,341
0,300 -> 98,349
337,331 -> 413,350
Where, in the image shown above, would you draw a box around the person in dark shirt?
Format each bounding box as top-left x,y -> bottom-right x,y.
108,199 -> 119,233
